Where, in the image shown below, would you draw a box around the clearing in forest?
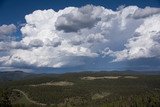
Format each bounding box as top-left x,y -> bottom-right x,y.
29,81 -> 74,87
81,76 -> 121,80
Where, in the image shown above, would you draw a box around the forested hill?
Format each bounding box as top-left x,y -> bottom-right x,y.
0,70 -> 160,107
0,71 -> 32,81
0,70 -> 160,82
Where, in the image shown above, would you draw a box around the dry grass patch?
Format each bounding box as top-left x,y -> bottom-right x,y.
29,81 -> 74,87
92,92 -> 110,100
124,76 -> 138,79
81,76 -> 121,80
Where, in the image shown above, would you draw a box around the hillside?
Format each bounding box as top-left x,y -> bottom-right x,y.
0,71 -> 160,107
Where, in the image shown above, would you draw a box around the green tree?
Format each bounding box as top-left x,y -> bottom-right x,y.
0,88 -> 12,107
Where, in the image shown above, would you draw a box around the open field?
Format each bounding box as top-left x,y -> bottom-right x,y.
81,76 -> 121,80
0,71 -> 160,107
29,81 -> 74,87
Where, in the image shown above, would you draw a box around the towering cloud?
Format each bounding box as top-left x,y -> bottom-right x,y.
55,5 -> 102,32
112,14 -> 160,61
0,5 -> 160,69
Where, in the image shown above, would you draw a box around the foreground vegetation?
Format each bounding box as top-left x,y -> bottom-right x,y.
0,71 -> 160,107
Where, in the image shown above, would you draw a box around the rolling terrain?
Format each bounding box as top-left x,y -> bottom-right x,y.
0,71 -> 160,107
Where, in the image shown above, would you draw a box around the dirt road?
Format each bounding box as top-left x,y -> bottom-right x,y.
13,89 -> 47,106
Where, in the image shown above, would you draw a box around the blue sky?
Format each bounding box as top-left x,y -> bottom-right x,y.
0,0 -> 160,24
0,0 -> 160,73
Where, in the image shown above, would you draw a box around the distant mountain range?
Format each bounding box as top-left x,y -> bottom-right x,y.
0,71 -> 34,81
0,70 -> 160,82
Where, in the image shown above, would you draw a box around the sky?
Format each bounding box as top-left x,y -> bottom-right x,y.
0,0 -> 160,73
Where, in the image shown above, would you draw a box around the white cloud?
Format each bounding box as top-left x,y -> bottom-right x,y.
0,5 -> 160,68
0,24 -> 16,41
55,5 -> 103,32
112,14 -> 160,61
29,39 -> 44,47
132,6 -> 160,19
0,24 -> 16,35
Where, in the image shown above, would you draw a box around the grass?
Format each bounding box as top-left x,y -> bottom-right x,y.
29,81 -> 74,87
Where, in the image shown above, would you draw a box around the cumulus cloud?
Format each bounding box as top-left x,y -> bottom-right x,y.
0,5 -> 160,68
112,14 -> 160,61
0,41 -> 29,52
0,24 -> 16,35
29,39 -> 44,47
0,24 -> 17,58
45,38 -> 61,47
0,24 -> 16,41
132,7 -> 160,19
55,5 -> 102,32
